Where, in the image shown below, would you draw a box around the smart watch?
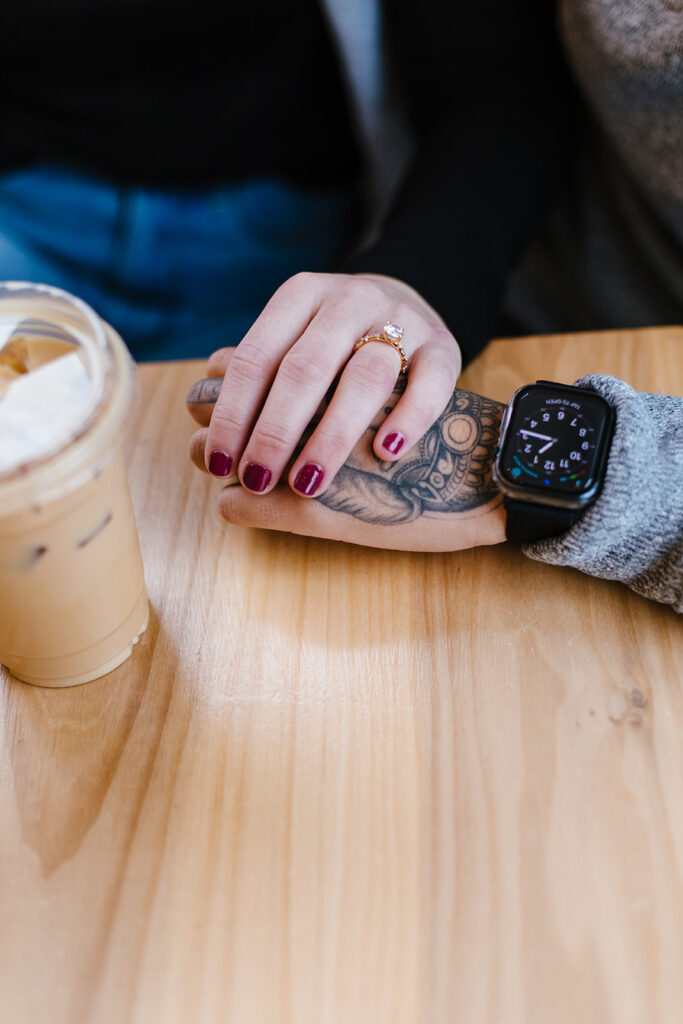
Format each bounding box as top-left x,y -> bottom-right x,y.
493,380 -> 615,543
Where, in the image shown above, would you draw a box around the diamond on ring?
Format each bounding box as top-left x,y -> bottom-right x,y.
383,322 -> 404,342
351,321 -> 409,375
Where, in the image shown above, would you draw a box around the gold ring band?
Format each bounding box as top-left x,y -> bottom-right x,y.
352,322 -> 408,375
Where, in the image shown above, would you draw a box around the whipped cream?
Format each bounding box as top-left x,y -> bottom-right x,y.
0,351 -> 96,473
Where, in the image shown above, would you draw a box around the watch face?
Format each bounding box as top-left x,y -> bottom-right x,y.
498,383 -> 613,500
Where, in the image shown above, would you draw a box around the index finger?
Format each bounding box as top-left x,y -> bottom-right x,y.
204,273 -> 325,477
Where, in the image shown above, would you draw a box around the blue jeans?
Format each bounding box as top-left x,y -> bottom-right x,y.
0,165 -> 358,361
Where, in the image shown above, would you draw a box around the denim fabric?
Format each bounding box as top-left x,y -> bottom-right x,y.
0,165 -> 358,361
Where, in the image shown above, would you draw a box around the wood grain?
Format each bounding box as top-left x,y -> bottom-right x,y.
1,327 -> 682,1024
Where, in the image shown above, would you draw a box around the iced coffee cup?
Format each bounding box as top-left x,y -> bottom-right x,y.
0,282 -> 148,686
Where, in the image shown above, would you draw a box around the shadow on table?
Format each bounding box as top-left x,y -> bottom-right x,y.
233,523 -> 674,657
0,604 -> 189,876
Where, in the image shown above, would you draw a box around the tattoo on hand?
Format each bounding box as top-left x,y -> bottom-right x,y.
318,387 -> 505,525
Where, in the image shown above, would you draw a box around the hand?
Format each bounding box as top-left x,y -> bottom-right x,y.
202,272 -> 461,497
189,376 -> 507,553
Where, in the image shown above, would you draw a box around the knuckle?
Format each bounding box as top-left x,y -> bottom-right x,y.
425,356 -> 459,392
280,347 -> 331,390
428,325 -> 458,349
347,349 -> 397,393
250,419 -> 293,458
342,276 -> 384,307
314,422 -> 353,453
417,345 -> 460,386
402,376 -> 455,426
427,339 -> 462,378
229,342 -> 273,384
290,270 -> 317,288
279,270 -> 319,300
209,404 -> 244,436
406,394 -> 446,425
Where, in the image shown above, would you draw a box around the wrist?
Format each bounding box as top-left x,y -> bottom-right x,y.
493,380 -> 615,543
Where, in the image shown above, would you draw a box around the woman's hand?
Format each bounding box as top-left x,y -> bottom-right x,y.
189,376 -> 507,553
202,272 -> 461,497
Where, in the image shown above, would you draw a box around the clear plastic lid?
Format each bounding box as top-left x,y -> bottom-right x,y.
0,282 -> 136,514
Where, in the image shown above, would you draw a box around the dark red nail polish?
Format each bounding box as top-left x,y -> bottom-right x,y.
382,432 -> 405,455
209,450 -> 233,477
293,463 -> 324,496
243,462 -> 272,493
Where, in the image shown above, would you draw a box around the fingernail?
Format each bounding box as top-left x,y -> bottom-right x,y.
243,462 -> 272,493
382,432 -> 405,455
293,463 -> 324,496
208,450 -> 233,477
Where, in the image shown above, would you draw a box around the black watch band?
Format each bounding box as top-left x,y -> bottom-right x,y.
503,498 -> 586,543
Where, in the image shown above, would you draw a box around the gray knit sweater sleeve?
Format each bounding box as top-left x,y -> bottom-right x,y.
523,375 -> 683,613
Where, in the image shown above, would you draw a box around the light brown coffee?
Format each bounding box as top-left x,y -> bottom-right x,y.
0,283 -> 148,687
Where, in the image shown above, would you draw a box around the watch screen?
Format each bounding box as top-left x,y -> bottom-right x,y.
499,384 -> 612,496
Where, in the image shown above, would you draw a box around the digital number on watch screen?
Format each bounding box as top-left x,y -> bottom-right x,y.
499,387 -> 610,496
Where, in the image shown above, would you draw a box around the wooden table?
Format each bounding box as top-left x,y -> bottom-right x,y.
1,327 -> 681,1024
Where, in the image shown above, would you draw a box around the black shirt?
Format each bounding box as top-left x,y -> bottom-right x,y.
0,0 -> 575,362
0,0 -> 360,186
348,0 -> 576,362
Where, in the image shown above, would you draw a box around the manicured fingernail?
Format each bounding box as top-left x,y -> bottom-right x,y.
293,463 -> 324,496
243,462 -> 272,493
382,432 -> 405,455
209,450 -> 233,477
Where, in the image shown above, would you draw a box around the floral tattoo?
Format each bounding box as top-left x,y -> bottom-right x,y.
318,387 -> 505,525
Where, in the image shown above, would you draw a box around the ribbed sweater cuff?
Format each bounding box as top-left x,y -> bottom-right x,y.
523,374 -> 683,612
